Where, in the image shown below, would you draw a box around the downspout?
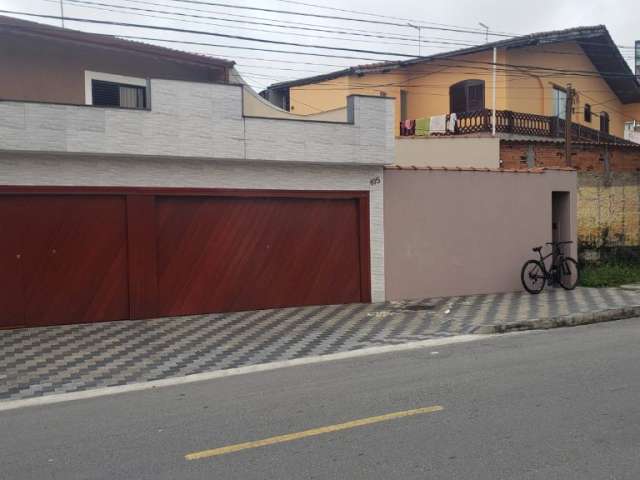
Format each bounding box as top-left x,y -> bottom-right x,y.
492,47 -> 497,137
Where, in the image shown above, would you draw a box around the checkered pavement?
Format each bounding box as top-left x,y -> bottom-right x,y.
1,287 -> 639,402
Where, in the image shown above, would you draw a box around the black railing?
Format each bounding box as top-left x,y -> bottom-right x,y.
400,110 -> 635,145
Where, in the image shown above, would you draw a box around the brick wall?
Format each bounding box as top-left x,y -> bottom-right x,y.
501,141 -> 640,246
500,141 -> 640,172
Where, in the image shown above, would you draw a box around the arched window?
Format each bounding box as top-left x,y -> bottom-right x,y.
600,112 -> 610,134
450,80 -> 485,114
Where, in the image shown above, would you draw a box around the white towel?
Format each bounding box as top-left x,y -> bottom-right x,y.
429,115 -> 447,134
447,113 -> 457,133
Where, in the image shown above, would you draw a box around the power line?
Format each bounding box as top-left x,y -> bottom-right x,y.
4,10 -> 639,82
156,0 -> 515,36
33,1 -> 640,65
156,0 -> 639,51
118,34 -> 392,61
119,0 -> 468,43
46,0 -> 481,50
114,35 -> 640,83
0,9 -> 417,58
270,0 -> 517,36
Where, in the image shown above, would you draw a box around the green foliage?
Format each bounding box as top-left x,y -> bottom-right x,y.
580,263 -> 640,287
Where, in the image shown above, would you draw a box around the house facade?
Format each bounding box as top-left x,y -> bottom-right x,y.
0,16 -> 394,329
265,26 -> 640,142
0,16 -> 578,328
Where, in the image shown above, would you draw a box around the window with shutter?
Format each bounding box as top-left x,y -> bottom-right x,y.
600,112 -> 610,134
91,79 -> 147,109
449,80 -> 485,114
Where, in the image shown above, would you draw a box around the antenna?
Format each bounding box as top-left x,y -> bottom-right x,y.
407,23 -> 422,57
478,22 -> 489,43
60,0 -> 65,28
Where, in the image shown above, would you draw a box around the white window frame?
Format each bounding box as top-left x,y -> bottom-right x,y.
84,71 -> 150,107
551,87 -> 567,120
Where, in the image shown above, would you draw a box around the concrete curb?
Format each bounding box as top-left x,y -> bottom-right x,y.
474,305 -> 640,334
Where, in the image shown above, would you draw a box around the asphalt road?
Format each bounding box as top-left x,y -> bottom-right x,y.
1,318 -> 639,480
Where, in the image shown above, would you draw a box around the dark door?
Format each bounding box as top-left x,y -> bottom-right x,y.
0,195 -> 129,328
0,197 -> 25,326
155,196 -> 363,317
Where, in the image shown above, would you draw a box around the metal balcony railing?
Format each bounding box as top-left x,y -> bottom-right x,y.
400,109 -> 635,145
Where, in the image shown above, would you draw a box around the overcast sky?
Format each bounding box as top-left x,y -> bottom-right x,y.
1,0 -> 638,92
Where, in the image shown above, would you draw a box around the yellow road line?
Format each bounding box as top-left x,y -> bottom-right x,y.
185,405 -> 444,461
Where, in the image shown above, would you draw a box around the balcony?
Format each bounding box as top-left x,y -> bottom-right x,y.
399,109 -> 635,145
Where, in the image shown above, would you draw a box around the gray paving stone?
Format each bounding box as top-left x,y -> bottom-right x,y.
1,287 -> 639,402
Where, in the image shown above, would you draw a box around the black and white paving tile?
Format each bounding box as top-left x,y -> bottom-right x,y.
1,287 -> 638,402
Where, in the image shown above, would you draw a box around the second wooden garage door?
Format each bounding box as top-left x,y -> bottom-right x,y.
155,196 -> 364,317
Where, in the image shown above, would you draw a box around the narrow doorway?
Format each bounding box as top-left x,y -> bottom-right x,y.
552,191 -> 571,244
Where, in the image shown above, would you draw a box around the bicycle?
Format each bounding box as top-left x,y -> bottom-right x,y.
521,241 -> 579,294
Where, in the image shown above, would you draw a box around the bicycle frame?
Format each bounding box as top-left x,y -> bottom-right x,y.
533,243 -> 569,283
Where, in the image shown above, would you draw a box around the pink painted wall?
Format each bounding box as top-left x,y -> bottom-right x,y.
384,169 -> 577,300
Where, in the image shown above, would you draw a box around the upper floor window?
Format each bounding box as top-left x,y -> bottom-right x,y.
400,90 -> 408,121
600,112 -> 610,134
450,80 -> 485,114
552,87 -> 567,119
85,71 -> 148,109
584,103 -> 592,123
92,80 -> 146,109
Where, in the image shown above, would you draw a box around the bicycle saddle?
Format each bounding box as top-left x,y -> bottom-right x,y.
532,246 -> 543,252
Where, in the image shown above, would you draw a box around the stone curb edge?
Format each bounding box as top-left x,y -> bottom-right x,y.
473,305 -> 640,334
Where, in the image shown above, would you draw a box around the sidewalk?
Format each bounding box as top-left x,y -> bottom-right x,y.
2,287 -> 639,402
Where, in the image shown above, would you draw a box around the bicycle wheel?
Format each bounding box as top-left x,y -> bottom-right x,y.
521,260 -> 546,294
558,257 -> 579,290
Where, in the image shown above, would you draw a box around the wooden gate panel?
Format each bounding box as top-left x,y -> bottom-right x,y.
155,196 -> 363,317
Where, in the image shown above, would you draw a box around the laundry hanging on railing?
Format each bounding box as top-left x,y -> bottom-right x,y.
400,119 -> 416,136
429,115 -> 447,134
447,113 -> 457,133
415,117 -> 429,136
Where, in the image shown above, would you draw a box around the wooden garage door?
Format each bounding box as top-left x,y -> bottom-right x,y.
0,188 -> 370,328
0,195 -> 129,329
155,196 -> 364,316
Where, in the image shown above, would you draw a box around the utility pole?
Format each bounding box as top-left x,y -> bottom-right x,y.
564,84 -> 574,167
492,47 -> 497,136
407,23 -> 422,56
60,0 -> 65,28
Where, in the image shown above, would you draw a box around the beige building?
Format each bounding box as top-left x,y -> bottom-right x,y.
265,26 -> 640,142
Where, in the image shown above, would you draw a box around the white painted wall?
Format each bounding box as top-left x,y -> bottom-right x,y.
0,79 -> 394,166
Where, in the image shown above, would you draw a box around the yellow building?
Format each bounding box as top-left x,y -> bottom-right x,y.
264,26 -> 640,140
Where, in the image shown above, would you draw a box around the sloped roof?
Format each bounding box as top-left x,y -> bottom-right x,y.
268,25 -> 640,104
0,15 -> 234,69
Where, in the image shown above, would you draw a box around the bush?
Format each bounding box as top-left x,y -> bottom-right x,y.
580,263 -> 640,287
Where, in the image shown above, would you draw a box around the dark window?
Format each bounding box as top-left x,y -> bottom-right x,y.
92,80 -> 147,109
584,104 -> 592,123
400,90 -> 408,121
449,80 -> 485,114
600,111 -> 610,134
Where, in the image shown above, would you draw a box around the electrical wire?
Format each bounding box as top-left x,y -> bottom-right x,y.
155,0 -> 515,36
47,0 -> 482,50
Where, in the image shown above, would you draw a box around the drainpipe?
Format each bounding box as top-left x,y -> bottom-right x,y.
492,47 -> 497,137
